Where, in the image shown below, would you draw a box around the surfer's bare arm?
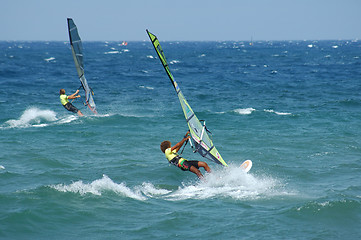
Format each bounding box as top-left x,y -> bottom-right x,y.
171,132 -> 190,152
68,90 -> 80,99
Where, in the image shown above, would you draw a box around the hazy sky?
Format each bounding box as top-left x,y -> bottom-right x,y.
1,0 -> 360,41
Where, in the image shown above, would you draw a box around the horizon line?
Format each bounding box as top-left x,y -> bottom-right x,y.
0,38 -> 359,42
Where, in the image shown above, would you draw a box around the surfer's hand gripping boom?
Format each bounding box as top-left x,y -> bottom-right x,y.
184,131 -> 191,140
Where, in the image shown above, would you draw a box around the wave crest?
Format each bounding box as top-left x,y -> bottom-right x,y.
51,175 -> 171,201
4,107 -> 57,128
233,108 -> 256,115
264,109 -> 292,115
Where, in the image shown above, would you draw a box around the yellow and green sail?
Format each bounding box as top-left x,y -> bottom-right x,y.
147,30 -> 228,167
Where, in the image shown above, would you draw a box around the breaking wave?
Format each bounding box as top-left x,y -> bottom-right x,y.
50,168 -> 290,202
3,107 -> 57,128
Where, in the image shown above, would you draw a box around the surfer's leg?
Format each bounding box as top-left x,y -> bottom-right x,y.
77,110 -> 84,116
189,166 -> 204,179
198,161 -> 211,173
65,103 -> 83,116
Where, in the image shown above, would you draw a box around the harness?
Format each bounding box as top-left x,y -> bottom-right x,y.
169,155 -> 189,171
169,155 -> 182,166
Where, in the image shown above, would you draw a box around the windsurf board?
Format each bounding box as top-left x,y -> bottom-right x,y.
240,160 -> 252,173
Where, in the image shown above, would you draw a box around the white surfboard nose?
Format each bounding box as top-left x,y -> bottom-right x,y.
240,160 -> 252,173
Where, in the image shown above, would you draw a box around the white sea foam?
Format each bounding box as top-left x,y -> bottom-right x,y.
44,57 -> 55,62
51,175 -> 170,201
104,51 -> 120,54
169,60 -> 180,64
96,113 -> 111,117
147,55 -> 154,59
50,171 -> 288,202
138,182 -> 171,198
0,107 -> 88,129
56,115 -> 78,124
233,108 -> 255,115
264,109 -> 292,116
4,108 -> 57,128
167,165 -> 286,201
139,85 -> 154,90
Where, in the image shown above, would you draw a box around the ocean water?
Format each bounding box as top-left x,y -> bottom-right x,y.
1,40 -> 361,239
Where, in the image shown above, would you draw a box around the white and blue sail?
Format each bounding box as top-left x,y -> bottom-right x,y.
147,30 -> 228,167
67,18 -> 97,114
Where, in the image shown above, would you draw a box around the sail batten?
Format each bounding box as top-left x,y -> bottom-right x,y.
67,18 -> 97,114
147,30 -> 228,167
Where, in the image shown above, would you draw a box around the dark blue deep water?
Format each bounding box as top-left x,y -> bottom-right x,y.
1,40 -> 361,239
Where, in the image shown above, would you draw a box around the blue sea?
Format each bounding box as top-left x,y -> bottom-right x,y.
1,39 -> 361,239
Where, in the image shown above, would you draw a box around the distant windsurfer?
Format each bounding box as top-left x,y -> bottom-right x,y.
59,89 -> 84,116
161,131 -> 211,179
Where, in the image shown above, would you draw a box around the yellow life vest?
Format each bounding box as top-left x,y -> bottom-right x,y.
164,148 -> 178,162
60,94 -> 69,106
